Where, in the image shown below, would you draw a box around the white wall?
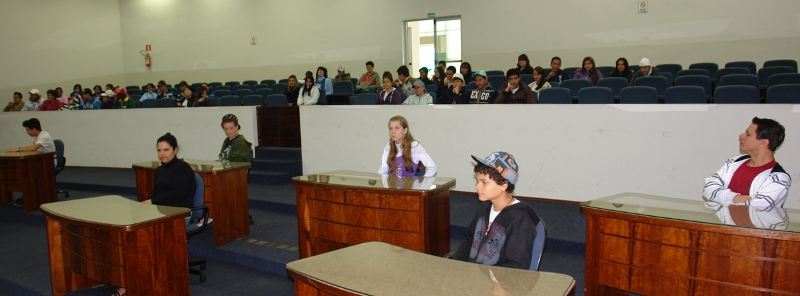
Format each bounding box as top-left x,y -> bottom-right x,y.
0,107 -> 257,167
298,105 -> 800,209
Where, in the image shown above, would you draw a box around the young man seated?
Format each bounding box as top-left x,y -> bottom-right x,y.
452,152 -> 540,270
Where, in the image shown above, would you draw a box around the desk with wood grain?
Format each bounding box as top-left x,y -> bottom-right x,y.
0,151 -> 56,212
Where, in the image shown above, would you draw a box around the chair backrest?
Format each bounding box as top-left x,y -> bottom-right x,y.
191,173 -> 205,220
520,74 -> 534,85
485,70 -> 504,76
156,98 -> 176,108
674,75 -> 712,98
665,86 -> 707,104
715,67 -> 750,85
332,81 -> 354,95
242,94 -> 264,106
596,77 -> 628,98
487,75 -> 507,89
714,85 -> 759,104
676,69 -> 709,78
220,95 -> 241,106
563,67 -> 579,78
214,85 -> 231,91
428,92 -> 437,103
277,79 -> 288,84
208,82 -> 223,89
234,89 -> 253,99
214,89 -> 232,97
763,59 -> 798,72
578,87 -> 613,104
141,99 -> 158,108
350,78 -> 359,87
252,84 -> 271,91
465,81 -> 477,91
560,79 -> 592,99
758,66 -> 795,86
354,93 -> 377,105
125,85 -> 140,91
233,84 -> 251,91
424,84 -> 437,94
767,73 -> 800,87
255,88 -> 274,97
265,94 -> 288,106
718,74 -> 760,90
633,76 -> 669,96
53,139 -> 65,173
530,219 -> 546,271
260,79 -> 276,86
725,61 -> 757,74
272,83 -> 288,95
127,89 -> 142,95
212,97 -> 222,106
224,81 -> 240,87
134,100 -> 142,108
766,84 -> 800,104
317,91 -> 327,105
538,88 -> 572,104
129,94 -> 142,101
190,83 -> 203,91
242,80 -> 258,87
620,86 -> 658,104
597,66 -> 614,79
661,71 -> 674,87
688,63 -> 718,79
655,64 -> 682,77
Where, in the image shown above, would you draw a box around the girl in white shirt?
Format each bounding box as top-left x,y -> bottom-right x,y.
378,115 -> 437,177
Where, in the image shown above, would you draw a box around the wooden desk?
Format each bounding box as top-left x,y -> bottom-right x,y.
41,195 -> 190,296
0,151 -> 56,212
293,170 -> 455,258
133,159 -> 251,246
581,193 -> 800,295
257,106 -> 300,147
287,241 -> 576,296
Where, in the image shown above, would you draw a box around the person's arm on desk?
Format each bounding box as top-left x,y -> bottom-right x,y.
703,158 -> 739,204
378,143 -> 391,175
4,143 -> 42,153
746,172 -> 791,208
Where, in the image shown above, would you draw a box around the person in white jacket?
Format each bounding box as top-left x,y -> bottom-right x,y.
297,77 -> 320,105
703,117 -> 790,210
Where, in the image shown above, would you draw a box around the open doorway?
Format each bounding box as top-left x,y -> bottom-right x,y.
404,17 -> 462,77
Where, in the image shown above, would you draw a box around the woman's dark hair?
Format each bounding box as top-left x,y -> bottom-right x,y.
517,54 -> 531,69
305,71 -> 313,79
93,85 -> 102,92
302,77 -> 314,96
192,85 -> 206,100
221,114 -> 241,130
382,71 -> 393,81
288,74 -> 297,80
460,62 -> 472,75
105,83 -> 114,89
146,83 -> 156,90
316,67 -> 328,79
582,56 -> 599,85
46,89 -> 57,98
73,84 -> 82,92
13,92 -> 22,99
433,67 -> 445,82
396,66 -> 410,77
157,80 -> 167,87
157,133 -> 178,150
610,57 -> 632,78
446,66 -> 457,74
474,162 -> 515,193
366,61 -> 375,67
533,67 -> 546,90
22,118 -> 42,131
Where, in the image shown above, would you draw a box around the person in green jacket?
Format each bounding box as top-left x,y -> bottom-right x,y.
113,92 -> 137,109
219,114 -> 253,162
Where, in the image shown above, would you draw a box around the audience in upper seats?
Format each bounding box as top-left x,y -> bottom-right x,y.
394,66 -> 417,97
460,62 -> 474,84
22,89 -> 42,111
79,89 -> 99,110
703,117 -> 790,209
516,54 -> 533,75
355,61 -> 380,94
201,83 -> 213,97
177,81 -> 189,96
55,87 -> 68,105
432,67 -> 446,98
60,91 -> 81,111
39,89 -> 64,111
573,56 -> 603,86
315,67 -> 333,95
496,69 -> 536,104
609,57 -> 634,84
176,85 -> 191,107
418,67 -> 432,85
332,66 -> 351,83
284,75 -> 300,105
92,85 -> 103,101
157,80 -> 174,99
191,86 -> 214,107
468,70 -> 497,104
630,57 -> 661,86
4,117 -> 57,179
3,92 -> 23,112
304,71 -> 313,81
100,90 -> 115,109
105,83 -> 114,91
69,84 -> 82,102
546,56 -> 569,83
402,80 -> 433,105
141,83 -> 157,101
219,114 -> 253,162
438,73 -> 468,104
438,60 -> 446,69
297,77 -> 320,105
528,66 -> 552,94
113,88 -> 136,109
378,115 -> 437,177
376,72 -> 402,105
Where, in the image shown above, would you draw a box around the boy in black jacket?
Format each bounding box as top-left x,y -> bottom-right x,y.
452,151 -> 539,270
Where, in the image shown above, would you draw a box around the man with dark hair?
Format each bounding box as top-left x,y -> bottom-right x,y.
3,92 -> 24,112
545,56 -> 570,83
418,67 -> 432,85
157,81 -> 174,99
467,70 -> 497,104
79,88 -> 99,110
394,65 -> 417,97
704,117 -> 791,209
437,61 -> 446,69
444,66 -> 457,88
355,61 -> 380,94
452,152 -> 540,270
495,68 -> 536,104
39,89 -> 64,111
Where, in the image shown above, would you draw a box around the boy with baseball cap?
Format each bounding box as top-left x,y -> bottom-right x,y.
452,151 -> 540,270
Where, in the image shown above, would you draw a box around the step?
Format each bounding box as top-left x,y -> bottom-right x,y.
248,170 -> 294,185
254,147 -> 301,159
251,159 -> 302,176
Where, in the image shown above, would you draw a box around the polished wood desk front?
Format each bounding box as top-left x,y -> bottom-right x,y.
293,170 -> 455,258
287,242 -> 576,296
0,151 -> 56,212
581,193 -> 800,296
133,159 -> 251,246
41,195 -> 190,296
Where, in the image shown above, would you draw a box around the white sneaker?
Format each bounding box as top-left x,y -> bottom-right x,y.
197,217 -> 213,227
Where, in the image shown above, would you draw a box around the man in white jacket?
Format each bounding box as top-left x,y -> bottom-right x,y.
703,117 -> 790,210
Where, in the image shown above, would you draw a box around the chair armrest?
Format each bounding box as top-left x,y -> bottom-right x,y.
186,205 -> 210,236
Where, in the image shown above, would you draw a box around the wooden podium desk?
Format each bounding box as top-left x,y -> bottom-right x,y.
293,170 -> 455,258
0,151 -> 57,212
581,192 -> 800,296
41,195 -> 190,296
133,159 -> 251,246
287,241 -> 576,296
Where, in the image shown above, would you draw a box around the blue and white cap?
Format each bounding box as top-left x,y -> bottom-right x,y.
471,151 -> 518,184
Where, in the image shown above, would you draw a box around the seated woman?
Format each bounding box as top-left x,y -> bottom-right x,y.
528,66 -> 552,94
141,83 -> 158,101
572,56 -> 603,86
609,57 -> 634,85
431,66 -> 446,98
452,152 -> 539,270
460,62 -> 474,84
219,114 -> 253,162
191,86 -> 214,107
378,115 -> 437,177
315,66 -> 333,95
297,77 -> 320,105
176,86 -> 192,107
376,72 -> 402,105
516,54 -> 533,75
284,75 -> 301,105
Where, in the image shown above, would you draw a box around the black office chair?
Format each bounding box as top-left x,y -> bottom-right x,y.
187,173 -> 210,282
53,139 -> 69,198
